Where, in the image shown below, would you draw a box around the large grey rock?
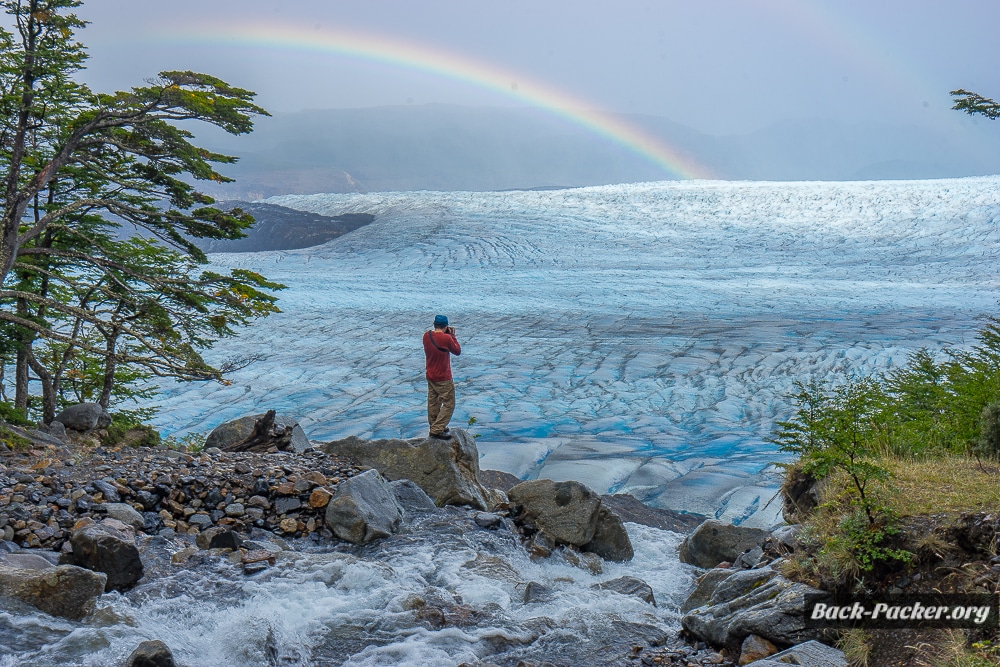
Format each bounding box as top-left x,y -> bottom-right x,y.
680,567 -> 732,613
69,520 -> 143,592
205,413 -> 311,453
323,429 -> 490,510
389,479 -> 437,514
678,519 -> 770,569
595,576 -> 656,605
744,640 -> 848,667
124,639 -> 177,667
103,503 -> 145,532
54,403 -> 111,431
324,470 -> 403,544
0,562 -> 107,620
583,505 -> 634,562
681,572 -> 829,650
507,479 -> 602,546
709,566 -> 775,605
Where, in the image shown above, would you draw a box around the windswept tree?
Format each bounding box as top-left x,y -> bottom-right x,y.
0,0 -> 283,421
951,89 -> 1000,119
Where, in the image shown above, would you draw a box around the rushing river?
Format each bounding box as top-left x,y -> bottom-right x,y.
0,508 -> 694,666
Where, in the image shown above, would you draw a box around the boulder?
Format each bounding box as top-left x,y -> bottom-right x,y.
205,412 -> 311,453
69,520 -> 144,592
708,567 -> 776,606
54,402 -> 111,431
595,576 -> 656,605
680,567 -> 733,613
681,571 -> 830,651
389,479 -> 437,513
507,479 -> 602,546
324,470 -> 403,544
583,506 -> 634,562
323,429 -> 490,510
678,520 -> 769,569
124,639 -> 177,667
0,562 -> 107,620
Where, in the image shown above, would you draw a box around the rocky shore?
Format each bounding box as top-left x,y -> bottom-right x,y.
0,409 -> 858,667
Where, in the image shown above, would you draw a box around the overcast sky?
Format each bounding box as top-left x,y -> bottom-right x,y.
62,1 -> 1000,136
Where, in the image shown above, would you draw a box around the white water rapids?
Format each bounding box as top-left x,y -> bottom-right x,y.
0,510 -> 693,666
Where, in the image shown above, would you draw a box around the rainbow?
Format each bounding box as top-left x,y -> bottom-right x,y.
165,22 -> 714,180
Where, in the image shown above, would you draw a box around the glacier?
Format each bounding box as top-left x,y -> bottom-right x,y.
149,177 -> 1000,526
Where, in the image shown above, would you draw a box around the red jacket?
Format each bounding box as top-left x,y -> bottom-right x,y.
423,330 -> 461,382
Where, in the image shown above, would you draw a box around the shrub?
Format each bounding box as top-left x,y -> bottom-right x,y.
0,401 -> 31,427
972,402 -> 1000,460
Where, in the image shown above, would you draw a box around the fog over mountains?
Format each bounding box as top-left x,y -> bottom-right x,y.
197,104 -> 1000,198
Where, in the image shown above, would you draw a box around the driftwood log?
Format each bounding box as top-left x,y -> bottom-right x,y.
221,410 -> 294,453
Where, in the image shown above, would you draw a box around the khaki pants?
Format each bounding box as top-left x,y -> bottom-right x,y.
427,379 -> 456,435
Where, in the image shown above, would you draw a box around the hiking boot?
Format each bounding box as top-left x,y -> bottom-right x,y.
429,431 -> 449,440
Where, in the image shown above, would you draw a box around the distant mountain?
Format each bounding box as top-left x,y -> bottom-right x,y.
193,104 -> 1000,197
194,201 -> 374,253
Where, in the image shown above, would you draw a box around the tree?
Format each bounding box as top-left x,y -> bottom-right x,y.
951,89 -> 1000,119
0,0 -> 283,421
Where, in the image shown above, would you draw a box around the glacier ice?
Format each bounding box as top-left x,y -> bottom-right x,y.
148,177 -> 1000,523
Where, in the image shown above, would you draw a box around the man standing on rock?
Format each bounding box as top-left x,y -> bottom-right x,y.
423,314 -> 461,439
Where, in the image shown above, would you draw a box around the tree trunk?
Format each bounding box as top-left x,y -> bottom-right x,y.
25,347 -> 55,424
98,333 -> 118,410
14,346 -> 28,412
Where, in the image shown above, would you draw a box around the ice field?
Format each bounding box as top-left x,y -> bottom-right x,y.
150,177 -> 1000,526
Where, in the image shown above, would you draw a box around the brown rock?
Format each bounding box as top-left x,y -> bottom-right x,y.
308,488 -> 333,509
738,634 -> 777,665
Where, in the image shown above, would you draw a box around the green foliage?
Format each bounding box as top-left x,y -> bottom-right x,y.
769,377 -> 893,525
951,89 -> 1000,120
162,431 -> 205,453
973,402 -> 1000,460
0,400 -> 30,426
103,408 -> 160,448
828,508 -> 911,573
0,426 -> 31,450
0,0 -> 283,420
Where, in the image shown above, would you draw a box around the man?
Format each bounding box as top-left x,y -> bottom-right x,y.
423,314 -> 461,439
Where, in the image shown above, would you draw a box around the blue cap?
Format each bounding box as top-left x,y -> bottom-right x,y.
433,315 -> 449,327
